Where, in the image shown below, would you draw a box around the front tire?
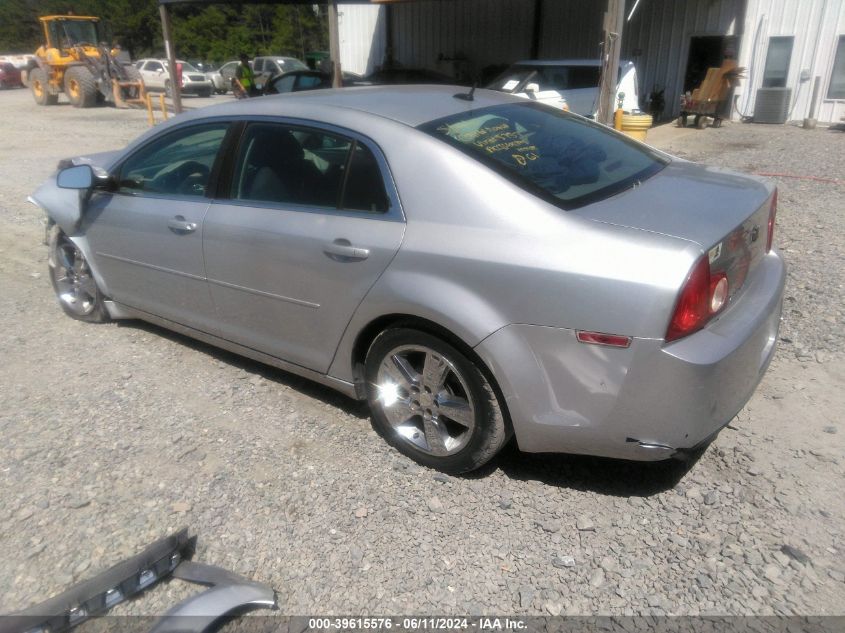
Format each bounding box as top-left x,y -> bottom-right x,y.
64,66 -> 98,107
365,328 -> 510,474
47,226 -> 109,323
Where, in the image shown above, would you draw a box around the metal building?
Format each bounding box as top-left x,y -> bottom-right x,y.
339,0 -> 845,123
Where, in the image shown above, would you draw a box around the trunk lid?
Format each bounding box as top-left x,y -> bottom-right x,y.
575,159 -> 775,300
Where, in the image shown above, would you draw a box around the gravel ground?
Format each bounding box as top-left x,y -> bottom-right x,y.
1,87 -> 844,618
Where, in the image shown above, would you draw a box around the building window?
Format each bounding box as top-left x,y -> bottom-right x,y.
829,36 -> 845,99
762,36 -> 794,88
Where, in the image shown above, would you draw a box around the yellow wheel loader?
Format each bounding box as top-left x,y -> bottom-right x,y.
30,15 -> 146,108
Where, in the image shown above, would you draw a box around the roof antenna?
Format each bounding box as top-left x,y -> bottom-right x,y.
453,83 -> 477,102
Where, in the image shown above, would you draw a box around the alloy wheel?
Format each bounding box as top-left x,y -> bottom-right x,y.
375,344 -> 476,456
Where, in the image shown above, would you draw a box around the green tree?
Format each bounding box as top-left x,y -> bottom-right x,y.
0,1 -> 327,63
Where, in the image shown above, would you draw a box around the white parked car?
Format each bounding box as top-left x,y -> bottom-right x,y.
134,59 -> 214,97
488,59 -> 640,117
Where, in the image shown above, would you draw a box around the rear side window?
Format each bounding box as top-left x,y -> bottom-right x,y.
419,102 -> 667,210
296,74 -> 328,91
118,123 -> 228,197
343,144 -> 389,213
230,122 -> 389,213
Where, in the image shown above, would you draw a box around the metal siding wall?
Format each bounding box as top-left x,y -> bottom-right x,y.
738,0 -> 845,123
389,0 -> 535,79
338,4 -> 386,76
622,0 -> 744,118
341,0 -> 845,123
539,0 -> 604,59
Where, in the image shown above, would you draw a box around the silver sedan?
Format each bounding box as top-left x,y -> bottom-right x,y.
30,86 -> 785,473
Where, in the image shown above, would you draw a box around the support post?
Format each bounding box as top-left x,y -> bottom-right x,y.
159,3 -> 182,114
328,1 -> 342,88
803,75 -> 821,129
597,0 -> 625,125
530,0 -> 543,60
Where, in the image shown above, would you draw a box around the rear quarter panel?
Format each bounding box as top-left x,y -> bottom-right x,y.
329,130 -> 699,383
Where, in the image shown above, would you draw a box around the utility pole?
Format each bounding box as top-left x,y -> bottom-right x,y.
328,1 -> 342,88
159,3 -> 182,115
597,0 -> 625,125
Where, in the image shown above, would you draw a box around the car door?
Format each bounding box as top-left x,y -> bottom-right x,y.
252,58 -> 266,88
203,121 -> 405,373
84,121 -> 232,330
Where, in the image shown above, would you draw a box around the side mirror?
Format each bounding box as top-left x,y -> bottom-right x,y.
57,165 -> 94,190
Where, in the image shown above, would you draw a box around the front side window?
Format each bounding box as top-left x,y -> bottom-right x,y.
419,102 -> 667,210
828,35 -> 845,99
230,122 -> 389,213
118,123 -> 229,197
762,36 -> 793,88
253,59 -> 264,72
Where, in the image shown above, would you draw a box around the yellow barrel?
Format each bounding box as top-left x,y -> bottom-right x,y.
620,113 -> 653,142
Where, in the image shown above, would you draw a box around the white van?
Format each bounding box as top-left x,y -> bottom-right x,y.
488,59 -> 640,117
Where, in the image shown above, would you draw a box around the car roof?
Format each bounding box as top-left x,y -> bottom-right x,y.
180,85 -> 525,128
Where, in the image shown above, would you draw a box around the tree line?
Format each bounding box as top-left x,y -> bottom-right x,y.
0,1 -> 329,63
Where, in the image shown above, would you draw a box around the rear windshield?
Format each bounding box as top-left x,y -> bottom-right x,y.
418,102 -> 667,209
488,65 -> 602,92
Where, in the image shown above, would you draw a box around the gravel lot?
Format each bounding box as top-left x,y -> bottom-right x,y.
1,87 -> 844,617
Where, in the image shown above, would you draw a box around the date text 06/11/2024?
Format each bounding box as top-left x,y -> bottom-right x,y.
307,617 -> 528,630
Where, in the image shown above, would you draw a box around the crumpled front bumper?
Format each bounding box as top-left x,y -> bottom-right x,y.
475,251 -> 785,461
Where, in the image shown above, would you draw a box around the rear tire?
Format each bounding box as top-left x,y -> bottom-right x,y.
365,328 -> 510,474
64,66 -> 98,108
30,68 -> 58,105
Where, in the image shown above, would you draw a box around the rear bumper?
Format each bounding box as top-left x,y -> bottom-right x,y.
181,82 -> 213,94
475,251 -> 785,461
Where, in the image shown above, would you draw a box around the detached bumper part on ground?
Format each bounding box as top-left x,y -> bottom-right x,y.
0,529 -> 276,633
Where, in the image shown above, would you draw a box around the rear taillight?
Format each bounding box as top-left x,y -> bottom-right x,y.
766,188 -> 777,253
666,256 -> 729,342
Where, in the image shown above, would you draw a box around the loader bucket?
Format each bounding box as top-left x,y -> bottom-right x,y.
112,78 -> 146,109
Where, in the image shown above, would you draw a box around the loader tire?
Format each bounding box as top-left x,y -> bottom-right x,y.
121,65 -> 144,101
65,66 -> 98,108
30,68 -> 58,106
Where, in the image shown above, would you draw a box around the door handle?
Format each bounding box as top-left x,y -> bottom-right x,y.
167,216 -> 197,233
323,239 -> 370,261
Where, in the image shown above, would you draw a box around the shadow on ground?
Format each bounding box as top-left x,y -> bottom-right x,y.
117,319 -> 702,496
117,319 -> 369,419
475,439 -> 702,497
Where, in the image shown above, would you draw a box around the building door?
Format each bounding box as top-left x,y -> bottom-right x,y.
684,36 -> 733,92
